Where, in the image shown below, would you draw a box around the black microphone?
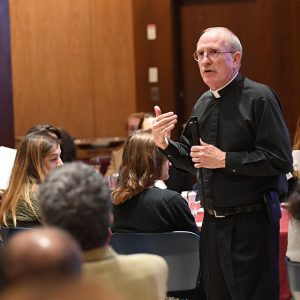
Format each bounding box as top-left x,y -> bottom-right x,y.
189,116 -> 200,146
189,116 -> 205,204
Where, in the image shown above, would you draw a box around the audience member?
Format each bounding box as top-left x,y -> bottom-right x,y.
286,180 -> 300,300
112,130 -> 200,234
0,278 -> 123,300
105,112 -> 144,176
138,113 -> 168,189
38,162 -> 168,300
152,27 -> 292,299
26,124 -> 76,162
58,128 -> 77,162
139,113 -> 195,192
287,117 -> 300,196
287,180 -> 300,262
26,124 -> 62,140
138,112 -> 155,130
0,132 -> 63,227
0,227 -> 82,290
293,116 -> 300,179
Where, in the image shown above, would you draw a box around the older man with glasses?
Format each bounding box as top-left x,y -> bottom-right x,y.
152,27 -> 293,300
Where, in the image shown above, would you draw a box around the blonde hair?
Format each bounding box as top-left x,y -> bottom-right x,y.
0,132 -> 60,226
112,130 -> 166,204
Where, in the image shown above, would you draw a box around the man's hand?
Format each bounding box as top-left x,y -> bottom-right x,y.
152,105 -> 177,150
190,139 -> 226,169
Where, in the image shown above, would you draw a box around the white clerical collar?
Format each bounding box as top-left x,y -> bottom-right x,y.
210,72 -> 239,98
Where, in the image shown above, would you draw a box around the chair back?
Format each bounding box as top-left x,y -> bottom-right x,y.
286,257 -> 300,292
111,231 -> 200,295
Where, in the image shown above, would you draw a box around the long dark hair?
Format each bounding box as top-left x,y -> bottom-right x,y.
112,129 -> 166,204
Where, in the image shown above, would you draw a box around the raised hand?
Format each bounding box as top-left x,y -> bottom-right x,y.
152,105 -> 177,149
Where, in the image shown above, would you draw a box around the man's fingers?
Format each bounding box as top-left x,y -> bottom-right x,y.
154,105 -> 161,117
200,138 -> 208,145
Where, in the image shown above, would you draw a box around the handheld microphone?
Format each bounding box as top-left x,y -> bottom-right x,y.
189,116 -> 205,204
189,116 -> 200,146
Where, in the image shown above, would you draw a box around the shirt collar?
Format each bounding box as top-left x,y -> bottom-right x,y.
83,246 -> 117,262
210,72 -> 239,98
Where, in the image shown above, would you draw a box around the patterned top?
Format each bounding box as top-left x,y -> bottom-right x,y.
6,191 -> 41,226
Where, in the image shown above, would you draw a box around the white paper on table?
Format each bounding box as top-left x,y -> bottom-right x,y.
0,146 -> 17,190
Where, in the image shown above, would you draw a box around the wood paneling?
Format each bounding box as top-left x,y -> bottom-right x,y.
9,0 -> 137,139
8,0 -> 300,142
90,0 -> 136,138
10,0 -> 95,138
132,0 -> 177,115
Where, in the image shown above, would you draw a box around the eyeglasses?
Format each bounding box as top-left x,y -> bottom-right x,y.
193,48 -> 235,61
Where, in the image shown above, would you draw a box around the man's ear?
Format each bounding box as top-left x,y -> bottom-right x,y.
232,51 -> 242,69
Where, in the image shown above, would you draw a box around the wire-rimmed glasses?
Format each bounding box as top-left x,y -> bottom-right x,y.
193,48 -> 235,61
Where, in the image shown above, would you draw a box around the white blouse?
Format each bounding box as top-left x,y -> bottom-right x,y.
286,218 -> 300,262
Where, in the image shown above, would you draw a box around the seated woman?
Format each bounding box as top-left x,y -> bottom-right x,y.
112,130 -> 200,234
0,131 -> 63,227
287,180 -> 300,263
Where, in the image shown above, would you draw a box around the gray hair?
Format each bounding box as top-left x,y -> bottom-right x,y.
202,27 -> 243,55
38,162 -> 112,251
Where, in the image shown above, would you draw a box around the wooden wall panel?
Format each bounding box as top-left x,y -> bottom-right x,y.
9,0 -> 299,141
10,0 -> 137,140
132,0 -> 177,115
10,0 -> 95,138
90,0 -> 137,138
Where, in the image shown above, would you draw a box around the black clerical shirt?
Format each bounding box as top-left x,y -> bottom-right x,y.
164,73 -> 293,208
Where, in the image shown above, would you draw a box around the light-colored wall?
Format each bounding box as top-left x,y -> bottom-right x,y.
9,0 -> 136,139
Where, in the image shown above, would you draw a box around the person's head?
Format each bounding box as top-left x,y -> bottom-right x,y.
293,116 -> 300,150
58,128 -> 77,162
38,162 -> 112,251
26,124 -> 77,163
0,227 -> 82,287
0,132 -> 63,226
288,180 -> 300,221
127,112 -> 144,136
112,130 -> 170,204
17,131 -> 62,177
26,124 -> 62,140
194,27 -> 242,91
138,112 -> 155,130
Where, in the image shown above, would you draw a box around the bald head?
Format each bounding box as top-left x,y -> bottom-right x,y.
1,227 -> 82,286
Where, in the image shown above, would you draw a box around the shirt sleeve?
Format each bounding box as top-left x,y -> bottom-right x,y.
225,88 -> 293,176
164,193 -> 200,235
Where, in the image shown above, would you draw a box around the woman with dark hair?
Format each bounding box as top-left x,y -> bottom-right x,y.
0,131 -> 63,227
26,124 -> 76,162
112,130 -> 199,234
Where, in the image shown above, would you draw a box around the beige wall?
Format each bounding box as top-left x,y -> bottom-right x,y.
10,0 -> 136,139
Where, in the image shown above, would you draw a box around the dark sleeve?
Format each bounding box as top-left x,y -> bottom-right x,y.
162,117 -> 198,175
165,193 -> 200,235
226,88 -> 293,176
165,166 -> 195,193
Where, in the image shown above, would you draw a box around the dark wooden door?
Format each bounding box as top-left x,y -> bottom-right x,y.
173,0 -> 300,136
